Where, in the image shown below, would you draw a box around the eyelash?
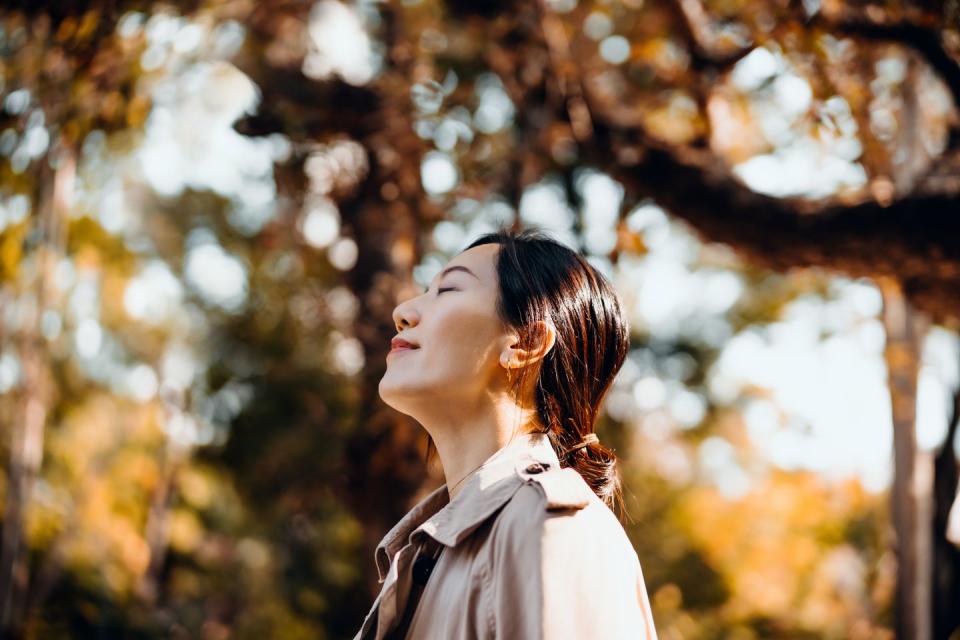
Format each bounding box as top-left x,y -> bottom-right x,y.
437,287 -> 457,295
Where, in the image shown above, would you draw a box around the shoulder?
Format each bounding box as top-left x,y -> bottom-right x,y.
481,463 -> 659,639
491,462 -> 637,567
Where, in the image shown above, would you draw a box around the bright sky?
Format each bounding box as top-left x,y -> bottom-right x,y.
610,195 -> 958,496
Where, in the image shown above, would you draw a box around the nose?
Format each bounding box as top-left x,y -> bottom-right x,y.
392,296 -> 420,334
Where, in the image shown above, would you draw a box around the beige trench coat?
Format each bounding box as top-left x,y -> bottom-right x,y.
352,431 -> 659,640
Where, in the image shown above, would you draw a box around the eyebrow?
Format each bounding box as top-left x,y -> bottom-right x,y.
426,265 -> 479,292
439,265 -> 479,280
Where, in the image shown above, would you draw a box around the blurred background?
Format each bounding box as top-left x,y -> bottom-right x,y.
1,0 -> 959,638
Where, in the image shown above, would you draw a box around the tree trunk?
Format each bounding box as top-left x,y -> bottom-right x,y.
932,375 -> 960,640
0,140 -> 74,635
134,429 -> 187,608
879,274 -> 933,640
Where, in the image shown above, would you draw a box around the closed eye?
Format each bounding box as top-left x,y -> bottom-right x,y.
437,287 -> 457,295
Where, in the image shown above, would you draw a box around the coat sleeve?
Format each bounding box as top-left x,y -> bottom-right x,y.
487,483 -> 658,640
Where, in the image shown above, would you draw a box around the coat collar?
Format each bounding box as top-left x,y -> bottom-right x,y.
374,430 -> 560,582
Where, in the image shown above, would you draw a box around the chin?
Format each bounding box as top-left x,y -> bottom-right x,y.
378,374 -> 419,412
379,373 -> 448,417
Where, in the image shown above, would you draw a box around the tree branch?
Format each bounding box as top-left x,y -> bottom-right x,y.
537,0 -> 594,143
814,7 -> 960,118
585,119 -> 960,327
665,0 -> 754,70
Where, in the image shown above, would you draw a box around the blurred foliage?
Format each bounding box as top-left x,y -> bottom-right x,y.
1,0 -> 959,638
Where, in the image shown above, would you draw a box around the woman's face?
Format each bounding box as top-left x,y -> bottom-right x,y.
379,243 -> 513,415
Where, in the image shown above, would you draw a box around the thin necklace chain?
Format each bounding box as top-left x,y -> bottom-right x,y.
449,458 -> 486,496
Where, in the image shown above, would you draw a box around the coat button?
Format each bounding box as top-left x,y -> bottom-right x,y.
525,462 -> 549,474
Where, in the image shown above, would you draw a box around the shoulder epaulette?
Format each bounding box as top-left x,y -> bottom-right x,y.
515,460 -> 592,511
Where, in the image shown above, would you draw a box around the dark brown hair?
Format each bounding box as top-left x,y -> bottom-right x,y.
427,226 -> 631,515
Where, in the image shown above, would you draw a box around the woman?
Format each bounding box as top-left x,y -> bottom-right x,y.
353,227 -> 658,640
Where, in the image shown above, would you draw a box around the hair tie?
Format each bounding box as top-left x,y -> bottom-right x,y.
561,433 -> 599,457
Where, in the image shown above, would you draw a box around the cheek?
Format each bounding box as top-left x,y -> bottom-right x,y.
408,304 -> 502,391
430,305 -> 499,361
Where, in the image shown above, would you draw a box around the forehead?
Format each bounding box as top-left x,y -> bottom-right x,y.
435,243 -> 499,282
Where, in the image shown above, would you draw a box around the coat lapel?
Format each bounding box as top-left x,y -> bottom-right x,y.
367,431 -> 561,639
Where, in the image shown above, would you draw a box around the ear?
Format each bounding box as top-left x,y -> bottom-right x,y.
499,320 -> 557,370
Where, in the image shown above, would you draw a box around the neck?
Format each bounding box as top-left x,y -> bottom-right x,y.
419,395 -> 542,502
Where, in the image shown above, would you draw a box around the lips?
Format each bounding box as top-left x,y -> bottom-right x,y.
388,337 -> 420,358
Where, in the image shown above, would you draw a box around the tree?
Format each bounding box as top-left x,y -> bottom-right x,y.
2,0 -> 959,637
